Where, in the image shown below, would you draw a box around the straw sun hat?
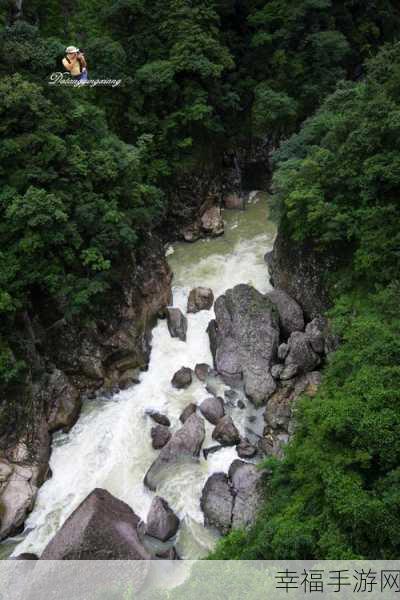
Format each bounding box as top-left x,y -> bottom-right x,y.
65,46 -> 79,54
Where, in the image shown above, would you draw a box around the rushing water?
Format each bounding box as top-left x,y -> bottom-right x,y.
9,193 -> 276,559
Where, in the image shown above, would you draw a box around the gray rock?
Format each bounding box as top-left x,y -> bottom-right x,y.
166,308 -> 188,342
194,363 -> 211,381
171,367 -> 193,389
277,343 -> 289,361
285,331 -> 320,374
237,399 -> 245,409
187,287 -> 214,313
200,460 -> 264,534
146,497 -> 179,542
41,489 -> 151,559
199,397 -> 225,425
266,288 -> 305,337
0,423 -> 50,541
305,317 -> 326,354
212,416 -> 240,446
280,364 -> 298,381
229,460 -> 263,530
151,425 -> 171,450
200,207 -> 224,237
179,403 -> 197,424
236,439 -> 257,459
46,369 -> 81,433
209,285 -> 280,406
200,473 -> 233,534
144,414 -> 205,491
147,411 -> 170,427
271,364 -> 284,379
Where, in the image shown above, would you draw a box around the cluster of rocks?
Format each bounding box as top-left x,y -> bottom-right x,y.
207,283 -> 336,458
19,487 -> 180,560
201,460 -> 263,534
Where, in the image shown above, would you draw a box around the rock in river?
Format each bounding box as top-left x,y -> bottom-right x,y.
212,416 -> 240,446
151,425 -> 171,450
171,367 -> 193,389
200,473 -> 233,534
144,414 -> 205,491
201,460 -> 264,534
146,496 -> 179,542
187,287 -> 214,313
166,308 -> 188,342
41,488 -> 151,559
199,397 -> 225,425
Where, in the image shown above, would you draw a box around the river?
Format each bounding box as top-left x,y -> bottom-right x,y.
6,192 -> 276,559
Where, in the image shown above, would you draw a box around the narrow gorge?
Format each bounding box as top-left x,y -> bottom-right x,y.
0,193 -> 332,560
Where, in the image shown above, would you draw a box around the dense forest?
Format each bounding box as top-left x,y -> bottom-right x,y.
1,0 -> 400,559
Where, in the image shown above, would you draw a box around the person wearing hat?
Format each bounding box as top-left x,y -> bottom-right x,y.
62,46 -> 88,81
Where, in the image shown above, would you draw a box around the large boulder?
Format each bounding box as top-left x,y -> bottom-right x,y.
200,461 -> 264,534
171,367 -> 193,389
187,287 -> 214,313
212,416 -> 240,446
41,488 -> 151,559
305,316 -> 326,355
208,285 -> 280,405
229,460 -> 263,530
266,288 -> 304,338
200,473 -> 233,534
199,397 -> 225,425
144,414 -> 205,491
200,207 -> 224,237
166,308 -> 188,342
285,331 -> 320,374
146,496 -> 179,542
151,425 -> 171,450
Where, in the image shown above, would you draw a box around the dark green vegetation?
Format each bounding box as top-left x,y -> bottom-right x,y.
211,44 -> 400,559
1,0 -> 400,557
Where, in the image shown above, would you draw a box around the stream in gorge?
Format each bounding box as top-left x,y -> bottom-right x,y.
5,192 -> 276,559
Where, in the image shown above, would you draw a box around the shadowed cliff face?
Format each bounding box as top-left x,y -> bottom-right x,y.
0,237 -> 172,542
265,227 -> 337,321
